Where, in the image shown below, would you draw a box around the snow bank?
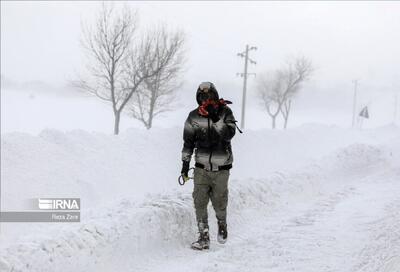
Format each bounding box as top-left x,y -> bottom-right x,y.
2,124 -> 398,211
1,127 -> 183,211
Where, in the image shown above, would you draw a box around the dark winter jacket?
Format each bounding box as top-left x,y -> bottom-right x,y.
181,91 -> 237,171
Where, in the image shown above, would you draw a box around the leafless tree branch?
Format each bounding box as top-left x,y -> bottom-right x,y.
74,3 -> 137,134
257,56 -> 313,129
128,25 -> 186,129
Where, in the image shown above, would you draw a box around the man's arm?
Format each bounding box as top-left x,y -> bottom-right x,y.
181,114 -> 196,162
212,106 -> 236,141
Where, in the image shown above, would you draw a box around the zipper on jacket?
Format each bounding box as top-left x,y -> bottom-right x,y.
208,117 -> 213,171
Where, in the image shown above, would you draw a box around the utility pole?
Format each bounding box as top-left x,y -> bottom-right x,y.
352,79 -> 359,128
237,44 -> 257,130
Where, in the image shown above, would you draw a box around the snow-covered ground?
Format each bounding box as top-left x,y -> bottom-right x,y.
1,124 -> 399,271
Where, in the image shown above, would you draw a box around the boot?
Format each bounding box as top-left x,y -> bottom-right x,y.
217,220 -> 228,244
191,222 -> 210,250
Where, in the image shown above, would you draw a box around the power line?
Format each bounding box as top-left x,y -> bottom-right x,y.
237,44 -> 257,130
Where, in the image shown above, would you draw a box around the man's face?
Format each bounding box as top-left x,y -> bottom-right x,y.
198,89 -> 217,104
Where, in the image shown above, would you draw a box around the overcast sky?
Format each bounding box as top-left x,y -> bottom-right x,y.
1,1 -> 400,92
1,1 -> 400,131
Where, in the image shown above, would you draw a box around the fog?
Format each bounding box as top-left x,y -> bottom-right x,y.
1,1 -> 400,132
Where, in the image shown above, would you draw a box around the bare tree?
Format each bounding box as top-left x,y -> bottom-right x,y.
75,4 -> 136,134
257,71 -> 285,129
129,26 -> 185,129
257,56 -> 313,129
280,57 -> 313,129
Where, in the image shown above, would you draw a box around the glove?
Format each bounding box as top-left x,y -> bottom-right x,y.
181,160 -> 190,180
206,104 -> 220,123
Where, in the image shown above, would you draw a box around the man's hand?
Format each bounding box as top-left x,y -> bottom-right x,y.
181,160 -> 190,180
206,104 -> 220,123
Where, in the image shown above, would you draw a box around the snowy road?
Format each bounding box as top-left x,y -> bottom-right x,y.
86,144 -> 400,272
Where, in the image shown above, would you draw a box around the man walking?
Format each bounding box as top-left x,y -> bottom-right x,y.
181,82 -> 238,250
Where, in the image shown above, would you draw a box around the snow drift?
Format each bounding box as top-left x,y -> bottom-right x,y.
2,124 -> 398,211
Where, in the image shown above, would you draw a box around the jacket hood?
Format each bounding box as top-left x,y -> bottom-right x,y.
196,82 -> 219,105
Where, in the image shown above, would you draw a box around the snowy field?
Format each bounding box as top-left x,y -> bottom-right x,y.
1,117 -> 399,271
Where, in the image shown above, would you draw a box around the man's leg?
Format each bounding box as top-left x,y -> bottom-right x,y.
209,170 -> 229,223
192,167 -> 211,227
191,167 -> 212,250
209,169 -> 229,244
